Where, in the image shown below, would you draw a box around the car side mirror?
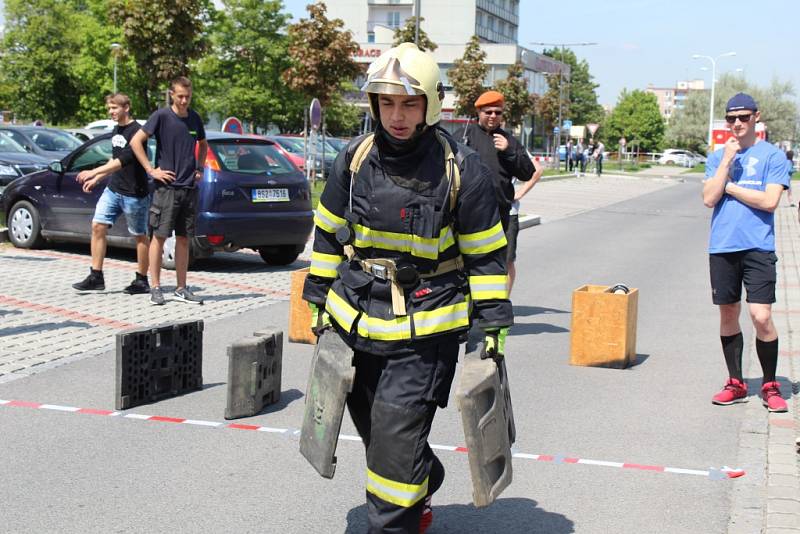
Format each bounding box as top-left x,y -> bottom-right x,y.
48,161 -> 63,173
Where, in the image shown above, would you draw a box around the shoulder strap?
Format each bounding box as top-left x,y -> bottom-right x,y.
435,130 -> 461,212
348,133 -> 375,175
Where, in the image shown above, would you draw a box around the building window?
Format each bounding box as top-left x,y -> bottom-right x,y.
367,32 -> 375,44
488,15 -> 495,30
387,11 -> 400,28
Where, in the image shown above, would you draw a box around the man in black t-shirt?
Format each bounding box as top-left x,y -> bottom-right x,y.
130,76 -> 207,306
454,90 -> 538,292
73,93 -> 151,295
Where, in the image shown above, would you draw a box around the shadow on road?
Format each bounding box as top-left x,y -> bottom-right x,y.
629,353 -> 650,368
509,322 -> 569,336
512,305 -> 569,317
259,388 -> 304,415
345,497 -> 575,533
0,320 -> 90,336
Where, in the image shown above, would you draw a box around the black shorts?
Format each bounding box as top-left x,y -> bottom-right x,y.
709,250 -> 777,305
505,214 -> 520,263
149,187 -> 197,238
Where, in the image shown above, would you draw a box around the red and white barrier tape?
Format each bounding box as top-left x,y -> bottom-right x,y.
0,399 -> 745,480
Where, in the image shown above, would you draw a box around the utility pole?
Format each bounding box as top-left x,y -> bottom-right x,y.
530,41 -> 597,168
414,0 -> 421,46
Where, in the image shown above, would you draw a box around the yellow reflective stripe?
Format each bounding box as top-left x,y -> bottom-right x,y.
438,226 -> 455,251
366,469 -> 428,508
413,300 -> 470,336
314,203 -> 346,234
353,224 -> 439,260
309,251 -> 344,278
469,274 -> 509,300
458,221 -> 507,255
356,314 -> 412,341
325,289 -> 359,330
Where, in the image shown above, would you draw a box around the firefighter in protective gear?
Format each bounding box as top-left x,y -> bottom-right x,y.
303,42 -> 513,533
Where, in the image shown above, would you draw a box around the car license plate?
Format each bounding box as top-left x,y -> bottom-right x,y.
252,188 -> 289,202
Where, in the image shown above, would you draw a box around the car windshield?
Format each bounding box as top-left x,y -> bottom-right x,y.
211,141 -> 297,175
0,132 -> 27,153
274,137 -> 305,154
29,130 -> 82,152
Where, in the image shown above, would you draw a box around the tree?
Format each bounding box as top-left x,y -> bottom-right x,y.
324,86 -> 362,137
283,2 -> 360,108
494,61 -> 533,129
447,35 -> 487,118
667,73 -> 798,150
535,73 -> 563,131
604,89 -> 665,152
109,0 -> 211,112
194,0 -> 294,132
391,16 -> 437,52
0,0 -> 83,123
543,47 -> 604,126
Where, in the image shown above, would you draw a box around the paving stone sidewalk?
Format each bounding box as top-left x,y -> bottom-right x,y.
0,242 -> 311,382
728,200 -> 800,533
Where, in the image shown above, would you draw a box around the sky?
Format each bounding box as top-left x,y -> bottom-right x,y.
281,0 -> 800,107
1,0 -> 797,107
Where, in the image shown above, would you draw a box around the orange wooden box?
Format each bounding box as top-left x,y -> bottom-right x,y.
569,284 -> 638,369
289,268 -> 317,345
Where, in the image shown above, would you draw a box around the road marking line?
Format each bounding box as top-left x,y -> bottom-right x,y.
0,294 -> 136,330
183,419 -> 223,427
40,404 -> 80,412
0,398 -> 744,481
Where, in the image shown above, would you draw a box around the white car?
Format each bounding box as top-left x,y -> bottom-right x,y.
658,149 -> 698,167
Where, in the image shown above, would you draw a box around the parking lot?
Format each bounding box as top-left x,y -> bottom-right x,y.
0,241 -> 311,380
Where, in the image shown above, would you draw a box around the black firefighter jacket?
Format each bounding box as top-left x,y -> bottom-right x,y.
303,127 -> 514,356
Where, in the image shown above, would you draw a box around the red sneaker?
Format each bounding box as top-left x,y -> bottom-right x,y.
711,378 -> 748,405
761,381 -> 788,413
419,496 -> 432,534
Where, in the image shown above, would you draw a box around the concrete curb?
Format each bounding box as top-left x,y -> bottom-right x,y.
518,214 -> 541,230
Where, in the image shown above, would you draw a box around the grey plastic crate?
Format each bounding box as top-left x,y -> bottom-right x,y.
224,329 -> 283,420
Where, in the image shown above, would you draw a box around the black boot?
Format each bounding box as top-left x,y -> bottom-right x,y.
73,269 -> 105,291
123,272 -> 150,295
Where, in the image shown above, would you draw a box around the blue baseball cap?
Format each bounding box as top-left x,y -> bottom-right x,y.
726,93 -> 758,112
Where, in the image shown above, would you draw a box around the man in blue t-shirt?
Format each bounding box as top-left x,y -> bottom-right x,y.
702,93 -> 789,413
131,76 -> 207,306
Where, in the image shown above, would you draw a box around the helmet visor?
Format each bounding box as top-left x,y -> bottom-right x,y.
362,58 -> 423,96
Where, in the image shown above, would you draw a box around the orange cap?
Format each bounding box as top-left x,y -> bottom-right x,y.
475,90 -> 505,109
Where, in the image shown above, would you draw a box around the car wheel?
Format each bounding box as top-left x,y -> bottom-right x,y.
160,232 -> 196,271
8,200 -> 45,249
258,245 -> 301,266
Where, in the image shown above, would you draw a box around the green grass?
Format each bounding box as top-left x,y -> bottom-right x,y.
310,180 -> 325,210
684,163 -> 706,174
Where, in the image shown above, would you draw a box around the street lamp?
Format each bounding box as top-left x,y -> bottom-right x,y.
530,41 -> 597,169
692,51 -> 736,153
110,43 -> 122,93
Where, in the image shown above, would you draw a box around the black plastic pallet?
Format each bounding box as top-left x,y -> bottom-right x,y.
115,320 -> 204,410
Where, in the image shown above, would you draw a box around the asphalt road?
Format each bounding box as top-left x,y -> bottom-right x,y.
0,176 -> 745,533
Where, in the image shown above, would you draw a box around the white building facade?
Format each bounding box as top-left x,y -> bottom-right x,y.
325,0 -> 567,147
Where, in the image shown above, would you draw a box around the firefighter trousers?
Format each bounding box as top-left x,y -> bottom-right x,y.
346,339 -> 459,533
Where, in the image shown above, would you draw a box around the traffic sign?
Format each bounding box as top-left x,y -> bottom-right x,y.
309,98 -> 322,130
562,120 -> 572,130
221,117 -> 243,134
587,123 -> 599,136
553,126 -> 560,135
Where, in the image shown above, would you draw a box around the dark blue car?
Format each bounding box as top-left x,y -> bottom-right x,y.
2,131 -> 314,267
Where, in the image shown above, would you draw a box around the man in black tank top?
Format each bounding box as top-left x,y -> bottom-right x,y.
72,93 -> 151,295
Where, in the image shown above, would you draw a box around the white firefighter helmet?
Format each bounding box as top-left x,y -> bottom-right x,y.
362,42 -> 444,126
